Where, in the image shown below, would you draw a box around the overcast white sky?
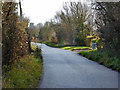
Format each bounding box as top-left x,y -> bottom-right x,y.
21,0 -> 68,25
21,0 -> 80,25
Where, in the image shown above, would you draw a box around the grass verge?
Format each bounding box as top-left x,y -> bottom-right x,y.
78,50 -> 120,72
60,46 -> 91,51
43,42 -> 91,51
2,44 -> 43,88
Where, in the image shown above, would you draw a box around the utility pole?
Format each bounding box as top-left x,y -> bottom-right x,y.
19,0 -> 22,22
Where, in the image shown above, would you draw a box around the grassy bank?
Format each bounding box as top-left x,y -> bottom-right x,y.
43,42 -> 91,51
2,44 -> 43,88
60,46 -> 91,51
79,50 -> 120,72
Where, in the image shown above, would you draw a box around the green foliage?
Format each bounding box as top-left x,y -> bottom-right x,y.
37,2 -> 93,46
34,47 -> 42,59
2,2 -> 29,65
91,39 -> 96,43
60,46 -> 91,51
2,45 -> 43,88
75,36 -> 85,46
96,38 -> 104,50
3,55 -> 42,88
31,43 -> 37,51
85,38 -> 91,47
95,2 -> 120,54
44,42 -> 60,48
79,50 -> 120,71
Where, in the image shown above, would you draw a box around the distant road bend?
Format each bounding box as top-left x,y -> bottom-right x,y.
33,43 -> 118,88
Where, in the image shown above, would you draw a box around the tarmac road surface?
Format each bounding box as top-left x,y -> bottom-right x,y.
35,43 -> 118,88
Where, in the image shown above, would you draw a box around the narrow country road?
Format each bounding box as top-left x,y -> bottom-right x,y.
36,43 -> 118,88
